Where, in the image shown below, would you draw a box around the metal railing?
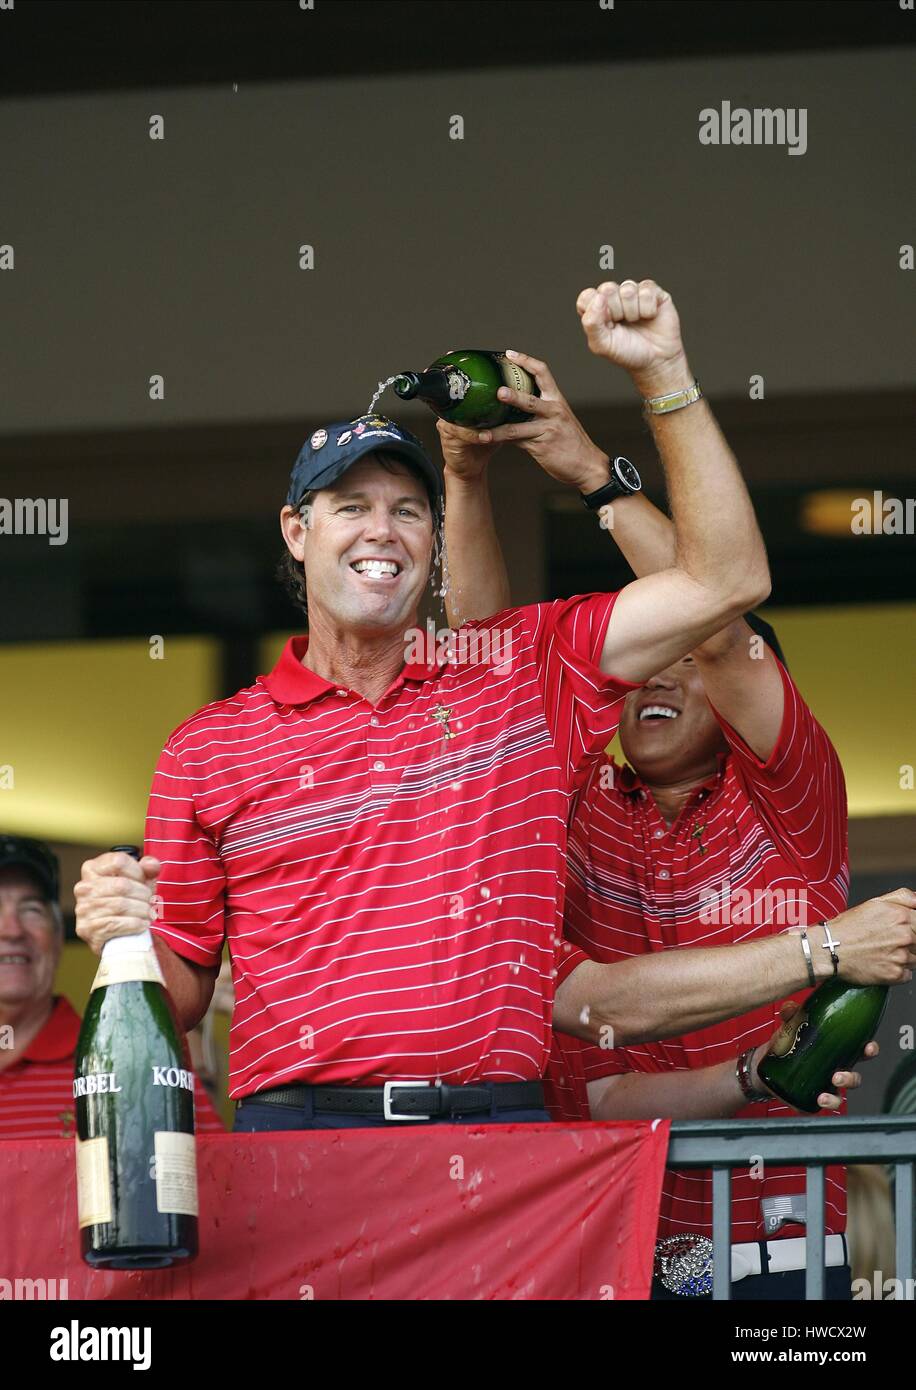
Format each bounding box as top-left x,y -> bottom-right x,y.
666,1115 -> 916,1300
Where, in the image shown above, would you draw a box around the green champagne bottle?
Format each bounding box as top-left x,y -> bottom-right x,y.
393,349 -> 540,428
74,846 -> 199,1269
758,976 -> 889,1114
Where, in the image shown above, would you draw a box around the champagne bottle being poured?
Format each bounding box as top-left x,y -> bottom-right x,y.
393,349 -> 540,429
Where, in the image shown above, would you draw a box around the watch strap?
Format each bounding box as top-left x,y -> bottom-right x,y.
580,457 -> 642,510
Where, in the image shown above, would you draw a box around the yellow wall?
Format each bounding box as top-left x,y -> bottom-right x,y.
0,637 -> 220,843
764,604 -> 915,818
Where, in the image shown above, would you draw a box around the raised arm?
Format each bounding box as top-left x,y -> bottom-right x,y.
468,281 -> 769,682
553,889 -> 916,1047
438,423 -> 511,626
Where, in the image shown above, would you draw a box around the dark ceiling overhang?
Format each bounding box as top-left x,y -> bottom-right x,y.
0,1 -> 911,100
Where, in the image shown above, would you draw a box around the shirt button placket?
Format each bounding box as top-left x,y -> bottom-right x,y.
368,707 -> 385,781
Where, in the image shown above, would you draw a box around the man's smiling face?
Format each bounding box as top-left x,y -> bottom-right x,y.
0,867 -> 61,1010
291,454 -> 435,636
619,654 -> 728,784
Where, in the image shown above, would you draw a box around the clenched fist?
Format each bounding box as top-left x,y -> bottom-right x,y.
824,889 -> 916,987
576,278 -> 692,398
74,850 -> 162,956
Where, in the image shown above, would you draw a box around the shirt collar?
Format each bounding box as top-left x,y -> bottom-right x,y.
262,635 -> 442,706
618,751 -> 728,799
22,995 -> 82,1062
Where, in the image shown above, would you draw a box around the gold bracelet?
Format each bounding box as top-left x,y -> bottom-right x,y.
644,380 -> 703,415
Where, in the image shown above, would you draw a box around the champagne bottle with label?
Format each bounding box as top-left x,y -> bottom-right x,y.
74,846 -> 199,1269
758,976 -> 889,1114
393,349 -> 540,428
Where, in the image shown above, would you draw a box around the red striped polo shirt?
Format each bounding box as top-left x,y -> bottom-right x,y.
547,660 -> 850,1244
145,595 -> 636,1100
0,996 -> 225,1138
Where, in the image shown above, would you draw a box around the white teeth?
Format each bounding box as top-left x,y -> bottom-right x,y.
639,705 -> 679,721
352,560 -> 399,577
0,955 -> 29,964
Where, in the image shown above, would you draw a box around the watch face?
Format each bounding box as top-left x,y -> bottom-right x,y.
613,456 -> 641,493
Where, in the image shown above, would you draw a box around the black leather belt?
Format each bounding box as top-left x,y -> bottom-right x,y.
240,1079 -> 545,1120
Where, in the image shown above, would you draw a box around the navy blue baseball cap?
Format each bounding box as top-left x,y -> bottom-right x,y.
286,414 -> 444,511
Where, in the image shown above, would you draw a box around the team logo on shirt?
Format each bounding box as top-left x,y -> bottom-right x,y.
429,706 -> 456,740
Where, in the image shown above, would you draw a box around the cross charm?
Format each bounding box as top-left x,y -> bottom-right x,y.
430,705 -> 456,740
821,920 -> 840,970
691,822 -> 707,856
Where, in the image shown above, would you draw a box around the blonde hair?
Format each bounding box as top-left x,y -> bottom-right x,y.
845,1163 -> 896,1290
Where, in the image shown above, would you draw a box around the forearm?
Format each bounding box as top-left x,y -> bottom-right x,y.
632,357 -> 769,605
587,489 -> 677,577
554,930 -> 826,1047
442,466 -> 511,625
592,491 -> 751,661
588,1060 -> 748,1122
152,936 -> 219,1032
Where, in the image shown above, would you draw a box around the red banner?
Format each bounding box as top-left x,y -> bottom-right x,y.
0,1121 -> 669,1300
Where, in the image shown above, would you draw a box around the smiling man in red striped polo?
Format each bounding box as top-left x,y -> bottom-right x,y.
73,280 -> 913,1139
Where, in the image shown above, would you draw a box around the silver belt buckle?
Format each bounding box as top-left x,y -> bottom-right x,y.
654,1234 -> 714,1296
382,1080 -> 435,1121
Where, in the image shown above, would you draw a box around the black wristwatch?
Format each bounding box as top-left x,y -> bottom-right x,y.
580,456 -> 642,510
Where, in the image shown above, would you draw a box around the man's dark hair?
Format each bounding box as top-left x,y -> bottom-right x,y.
278,450 -> 439,619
